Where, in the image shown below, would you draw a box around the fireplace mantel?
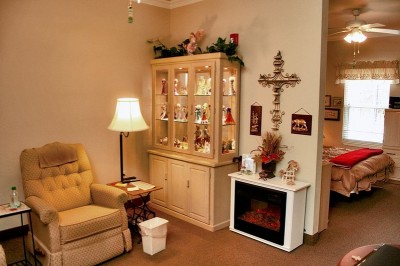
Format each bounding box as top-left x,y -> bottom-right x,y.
229,172 -> 310,252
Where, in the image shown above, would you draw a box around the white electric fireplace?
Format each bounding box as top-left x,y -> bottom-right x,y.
229,172 -> 310,252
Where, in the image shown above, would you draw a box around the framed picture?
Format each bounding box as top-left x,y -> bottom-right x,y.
250,105 -> 262,136
324,95 -> 331,107
291,114 -> 312,136
332,97 -> 343,108
324,108 -> 340,121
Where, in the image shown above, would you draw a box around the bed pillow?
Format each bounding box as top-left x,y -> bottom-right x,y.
329,148 -> 383,168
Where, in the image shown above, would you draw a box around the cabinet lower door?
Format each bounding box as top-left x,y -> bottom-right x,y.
187,165 -> 210,223
168,160 -> 188,214
149,155 -> 168,207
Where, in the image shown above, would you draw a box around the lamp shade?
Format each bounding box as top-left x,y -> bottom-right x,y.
108,98 -> 149,132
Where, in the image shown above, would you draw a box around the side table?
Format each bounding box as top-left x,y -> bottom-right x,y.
108,182 -> 162,240
0,202 -> 37,265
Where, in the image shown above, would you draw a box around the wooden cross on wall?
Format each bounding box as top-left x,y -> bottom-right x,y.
258,51 -> 301,130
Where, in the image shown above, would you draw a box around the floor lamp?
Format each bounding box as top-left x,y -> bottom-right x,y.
108,98 -> 149,183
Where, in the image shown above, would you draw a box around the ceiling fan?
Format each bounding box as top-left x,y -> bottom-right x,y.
331,9 -> 400,43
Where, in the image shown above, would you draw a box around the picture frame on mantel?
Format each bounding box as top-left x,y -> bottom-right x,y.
324,108 -> 340,121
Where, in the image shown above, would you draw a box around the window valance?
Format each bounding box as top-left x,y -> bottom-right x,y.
335,60 -> 399,84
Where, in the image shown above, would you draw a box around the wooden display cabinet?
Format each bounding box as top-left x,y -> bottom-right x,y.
149,53 -> 241,231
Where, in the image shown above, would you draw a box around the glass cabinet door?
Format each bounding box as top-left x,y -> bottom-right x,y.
193,62 -> 214,157
154,67 -> 170,149
172,65 -> 190,152
221,66 -> 238,155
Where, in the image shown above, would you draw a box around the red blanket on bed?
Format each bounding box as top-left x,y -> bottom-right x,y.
329,148 -> 383,168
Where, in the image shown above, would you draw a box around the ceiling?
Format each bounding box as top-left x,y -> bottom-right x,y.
146,0 -> 400,41
328,0 -> 400,41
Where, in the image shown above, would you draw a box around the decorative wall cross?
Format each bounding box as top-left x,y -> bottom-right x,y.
258,51 -> 301,130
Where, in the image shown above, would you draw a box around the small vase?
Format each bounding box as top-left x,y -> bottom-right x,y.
261,161 -> 276,178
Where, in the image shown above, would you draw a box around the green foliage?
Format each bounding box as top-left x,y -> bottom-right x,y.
150,36 -> 244,67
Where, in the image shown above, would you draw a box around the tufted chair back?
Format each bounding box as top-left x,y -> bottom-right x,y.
20,142 -> 93,212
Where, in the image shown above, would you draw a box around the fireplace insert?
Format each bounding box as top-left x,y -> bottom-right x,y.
234,181 -> 287,245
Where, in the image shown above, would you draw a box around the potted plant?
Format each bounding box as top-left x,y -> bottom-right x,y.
252,131 -> 285,177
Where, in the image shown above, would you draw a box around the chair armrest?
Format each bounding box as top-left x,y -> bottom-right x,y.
91,184 -> 129,209
25,196 -> 58,225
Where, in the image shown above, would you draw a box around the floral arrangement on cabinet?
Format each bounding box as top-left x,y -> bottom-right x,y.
148,30 -> 244,66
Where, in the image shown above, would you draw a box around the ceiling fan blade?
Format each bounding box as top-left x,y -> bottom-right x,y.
329,30 -> 350,36
365,28 -> 400,35
359,23 -> 385,30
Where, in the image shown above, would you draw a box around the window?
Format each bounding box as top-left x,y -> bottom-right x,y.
342,80 -> 390,147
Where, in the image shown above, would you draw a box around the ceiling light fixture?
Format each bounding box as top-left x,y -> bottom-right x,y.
344,29 -> 367,43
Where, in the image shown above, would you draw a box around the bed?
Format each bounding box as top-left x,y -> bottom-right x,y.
323,146 -> 395,197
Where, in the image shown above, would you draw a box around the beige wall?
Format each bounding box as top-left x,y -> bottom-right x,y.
169,0 -> 328,235
0,0 -> 328,235
0,0 -> 169,229
324,37 -> 400,146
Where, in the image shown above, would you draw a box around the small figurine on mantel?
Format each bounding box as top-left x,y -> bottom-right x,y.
279,160 -> 299,185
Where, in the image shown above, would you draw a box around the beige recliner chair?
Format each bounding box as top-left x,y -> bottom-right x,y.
20,142 -> 132,266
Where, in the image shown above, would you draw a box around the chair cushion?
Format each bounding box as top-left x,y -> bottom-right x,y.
58,205 -> 122,244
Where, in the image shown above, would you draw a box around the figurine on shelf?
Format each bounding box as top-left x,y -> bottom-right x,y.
161,78 -> 167,95
230,139 -> 236,150
279,160 -> 299,185
174,79 -> 179,95
174,138 -> 182,148
206,77 -> 212,95
203,141 -> 210,153
180,86 -> 188,95
181,105 -> 188,122
196,76 -> 206,95
174,103 -> 181,120
229,77 -> 236,95
202,125 -> 210,146
222,78 -> 227,95
222,140 -> 229,154
222,105 -> 226,125
201,103 -> 210,124
160,104 -> 168,120
224,107 -> 235,125
194,125 -> 203,151
194,104 -> 202,123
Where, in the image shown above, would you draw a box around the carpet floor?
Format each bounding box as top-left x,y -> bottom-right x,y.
2,181 -> 400,266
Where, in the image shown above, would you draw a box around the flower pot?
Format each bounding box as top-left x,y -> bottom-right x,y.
261,161 -> 276,178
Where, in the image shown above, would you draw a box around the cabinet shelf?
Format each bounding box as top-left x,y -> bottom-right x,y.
151,53 -> 240,163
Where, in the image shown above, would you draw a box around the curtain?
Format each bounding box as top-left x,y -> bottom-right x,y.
336,60 -> 399,84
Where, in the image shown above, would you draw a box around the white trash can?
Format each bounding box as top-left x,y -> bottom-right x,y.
138,217 -> 169,255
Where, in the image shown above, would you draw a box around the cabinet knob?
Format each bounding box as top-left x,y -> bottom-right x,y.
187,180 -> 190,188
